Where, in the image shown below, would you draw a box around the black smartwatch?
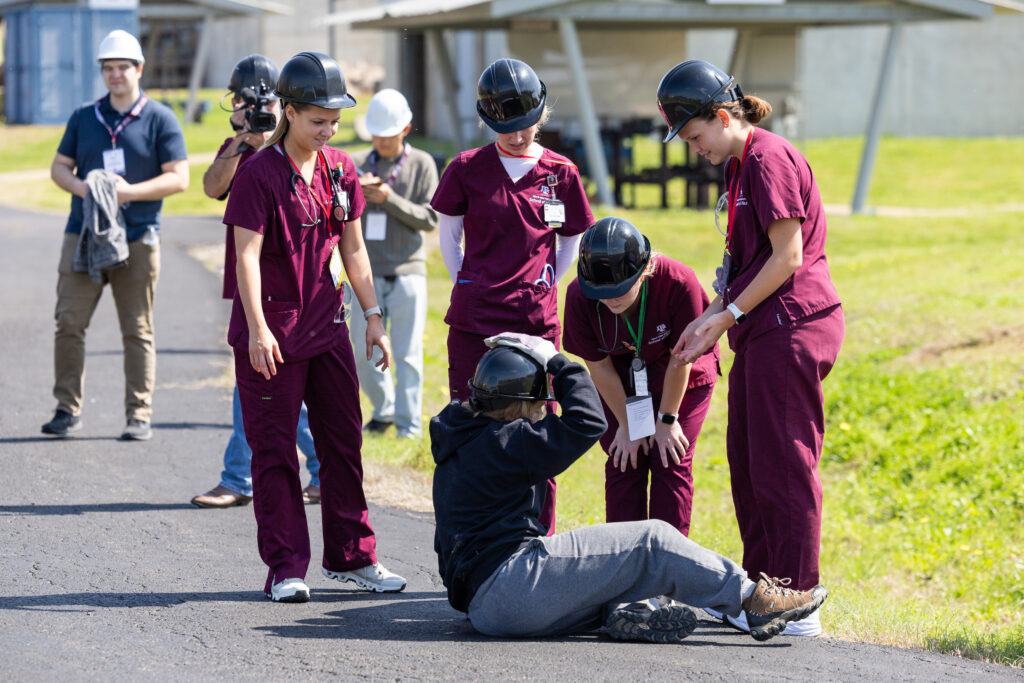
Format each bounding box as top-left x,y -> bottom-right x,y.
658,412 -> 677,425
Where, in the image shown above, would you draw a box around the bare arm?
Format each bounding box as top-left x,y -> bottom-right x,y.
234,227 -> 282,380
203,131 -> 266,199
51,153 -> 87,198
340,218 -> 392,370
118,159 -> 190,203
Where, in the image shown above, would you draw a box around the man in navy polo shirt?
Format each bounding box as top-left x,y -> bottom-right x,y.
43,30 -> 188,441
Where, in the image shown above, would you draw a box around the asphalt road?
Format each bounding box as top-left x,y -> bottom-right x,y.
0,207 -> 1018,681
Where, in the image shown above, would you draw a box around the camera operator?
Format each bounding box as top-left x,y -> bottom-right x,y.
203,55 -> 280,200
192,54 -> 321,509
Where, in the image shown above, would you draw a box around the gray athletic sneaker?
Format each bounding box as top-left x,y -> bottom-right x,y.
322,562 -> 406,592
41,410 -> 82,437
120,419 -> 152,441
605,602 -> 698,644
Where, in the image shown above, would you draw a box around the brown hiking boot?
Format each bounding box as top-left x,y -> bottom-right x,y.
742,573 -> 828,642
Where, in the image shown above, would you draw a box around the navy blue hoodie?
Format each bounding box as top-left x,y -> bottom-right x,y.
430,354 -> 607,612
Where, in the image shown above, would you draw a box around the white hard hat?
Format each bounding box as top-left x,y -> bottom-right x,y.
96,30 -> 145,65
365,89 -> 412,137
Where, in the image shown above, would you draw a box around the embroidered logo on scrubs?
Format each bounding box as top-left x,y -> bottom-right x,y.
735,190 -> 749,208
541,185 -> 551,196
650,323 -> 671,344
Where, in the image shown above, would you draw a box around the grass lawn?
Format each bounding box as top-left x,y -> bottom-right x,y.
2,103 -> 1022,665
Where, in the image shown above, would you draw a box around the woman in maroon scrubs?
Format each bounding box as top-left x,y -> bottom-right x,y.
431,59 -> 594,532
563,217 -> 718,537
659,60 -> 844,636
225,51 -> 406,602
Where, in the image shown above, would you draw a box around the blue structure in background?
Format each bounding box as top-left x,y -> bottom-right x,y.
4,1 -> 139,124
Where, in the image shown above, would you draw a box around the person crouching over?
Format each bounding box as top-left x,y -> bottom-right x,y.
430,332 -> 828,643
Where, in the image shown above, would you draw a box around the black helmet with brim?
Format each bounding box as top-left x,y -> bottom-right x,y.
229,54 -> 279,99
275,51 -> 356,110
476,58 -> 547,134
468,346 -> 552,412
577,217 -> 652,300
657,59 -> 743,143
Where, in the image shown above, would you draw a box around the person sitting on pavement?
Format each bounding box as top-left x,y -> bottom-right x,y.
430,332 -> 828,643
348,89 -> 438,439
192,54 -> 321,509
43,30 -> 188,442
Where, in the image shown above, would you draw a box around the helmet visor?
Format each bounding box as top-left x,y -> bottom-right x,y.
480,90 -> 543,123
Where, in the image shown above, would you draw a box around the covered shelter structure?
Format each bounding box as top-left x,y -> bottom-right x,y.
324,0 -> 1022,212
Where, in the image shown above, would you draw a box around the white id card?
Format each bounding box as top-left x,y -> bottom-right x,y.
633,366 -> 649,397
329,244 -> 343,290
102,148 -> 126,175
625,395 -> 656,441
543,200 -> 565,228
365,212 -> 387,241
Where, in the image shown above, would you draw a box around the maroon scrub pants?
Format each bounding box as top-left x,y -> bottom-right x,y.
235,333 -> 376,593
601,382 -> 714,536
727,304 -> 844,591
447,326 -> 559,534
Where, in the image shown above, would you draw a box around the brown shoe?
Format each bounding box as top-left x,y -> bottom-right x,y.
191,485 -> 252,508
302,484 -> 321,505
742,573 -> 828,642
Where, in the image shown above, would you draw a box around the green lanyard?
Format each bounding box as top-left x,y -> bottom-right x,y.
620,280 -> 648,359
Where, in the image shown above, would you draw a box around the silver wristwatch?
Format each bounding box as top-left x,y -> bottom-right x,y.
363,305 -> 383,320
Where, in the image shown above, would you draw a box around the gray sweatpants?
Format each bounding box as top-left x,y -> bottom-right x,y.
467,520 -> 755,637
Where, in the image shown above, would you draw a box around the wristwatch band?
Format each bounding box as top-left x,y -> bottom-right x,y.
363,305 -> 383,320
658,412 -> 677,425
726,302 -> 746,324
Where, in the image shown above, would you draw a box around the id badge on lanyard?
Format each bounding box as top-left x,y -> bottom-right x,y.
543,174 -> 564,228
95,96 -> 147,177
621,279 -> 653,440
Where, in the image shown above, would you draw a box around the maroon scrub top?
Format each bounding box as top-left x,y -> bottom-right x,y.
723,128 -> 840,349
563,255 -> 719,399
431,144 -> 594,338
223,143 -> 365,362
215,136 -> 257,300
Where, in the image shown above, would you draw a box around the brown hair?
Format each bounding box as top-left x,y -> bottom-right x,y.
263,101 -> 311,149
702,95 -> 773,126
466,399 -> 547,424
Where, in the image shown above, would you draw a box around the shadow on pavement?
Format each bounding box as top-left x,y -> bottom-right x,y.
0,590 -> 261,611
256,594 -> 790,648
87,348 -> 226,357
0,436 -> 118,444
0,502 -> 198,516
150,422 -> 231,430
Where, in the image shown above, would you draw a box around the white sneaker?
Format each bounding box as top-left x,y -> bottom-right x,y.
781,607 -> 823,637
266,577 -> 310,603
725,609 -> 751,632
322,562 -> 407,592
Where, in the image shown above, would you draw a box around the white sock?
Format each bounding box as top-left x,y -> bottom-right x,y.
740,579 -> 757,602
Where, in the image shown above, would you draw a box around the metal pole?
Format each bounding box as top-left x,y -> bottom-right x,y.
184,13 -> 214,124
427,29 -> 467,150
852,22 -> 902,215
328,0 -> 337,57
558,16 -> 614,207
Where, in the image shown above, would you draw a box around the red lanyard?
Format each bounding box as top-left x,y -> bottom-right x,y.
280,146 -> 336,231
496,142 -> 539,159
725,129 -> 754,253
94,95 -> 148,148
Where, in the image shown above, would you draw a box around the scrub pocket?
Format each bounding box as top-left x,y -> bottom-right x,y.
261,300 -> 301,357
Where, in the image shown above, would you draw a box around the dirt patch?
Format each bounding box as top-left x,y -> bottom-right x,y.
898,325 -> 1024,368
362,461 -> 434,513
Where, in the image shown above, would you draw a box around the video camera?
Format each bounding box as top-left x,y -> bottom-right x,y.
236,87 -> 277,133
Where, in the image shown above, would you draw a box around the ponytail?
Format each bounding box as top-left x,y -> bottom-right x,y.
702,94 -> 773,126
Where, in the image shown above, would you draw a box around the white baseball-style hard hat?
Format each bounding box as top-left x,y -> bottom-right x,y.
96,30 -> 145,64
365,89 -> 412,137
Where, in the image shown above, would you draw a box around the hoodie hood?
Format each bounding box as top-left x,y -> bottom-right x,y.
430,401 -> 491,464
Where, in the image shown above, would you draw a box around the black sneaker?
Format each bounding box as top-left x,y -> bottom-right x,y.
41,410 -> 82,437
605,602 -> 698,644
743,573 -> 828,642
363,419 -> 393,434
120,419 -> 153,441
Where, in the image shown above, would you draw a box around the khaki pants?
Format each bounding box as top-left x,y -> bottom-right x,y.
53,232 -> 160,421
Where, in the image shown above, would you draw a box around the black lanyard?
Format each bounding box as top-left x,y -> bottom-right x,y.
94,95 -> 148,148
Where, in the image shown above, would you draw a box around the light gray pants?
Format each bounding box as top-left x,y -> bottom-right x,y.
347,274 -> 427,436
467,519 -> 755,637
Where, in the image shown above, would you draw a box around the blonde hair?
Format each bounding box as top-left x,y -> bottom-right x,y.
466,399 -> 547,424
263,100 -> 311,149
705,95 -> 773,126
